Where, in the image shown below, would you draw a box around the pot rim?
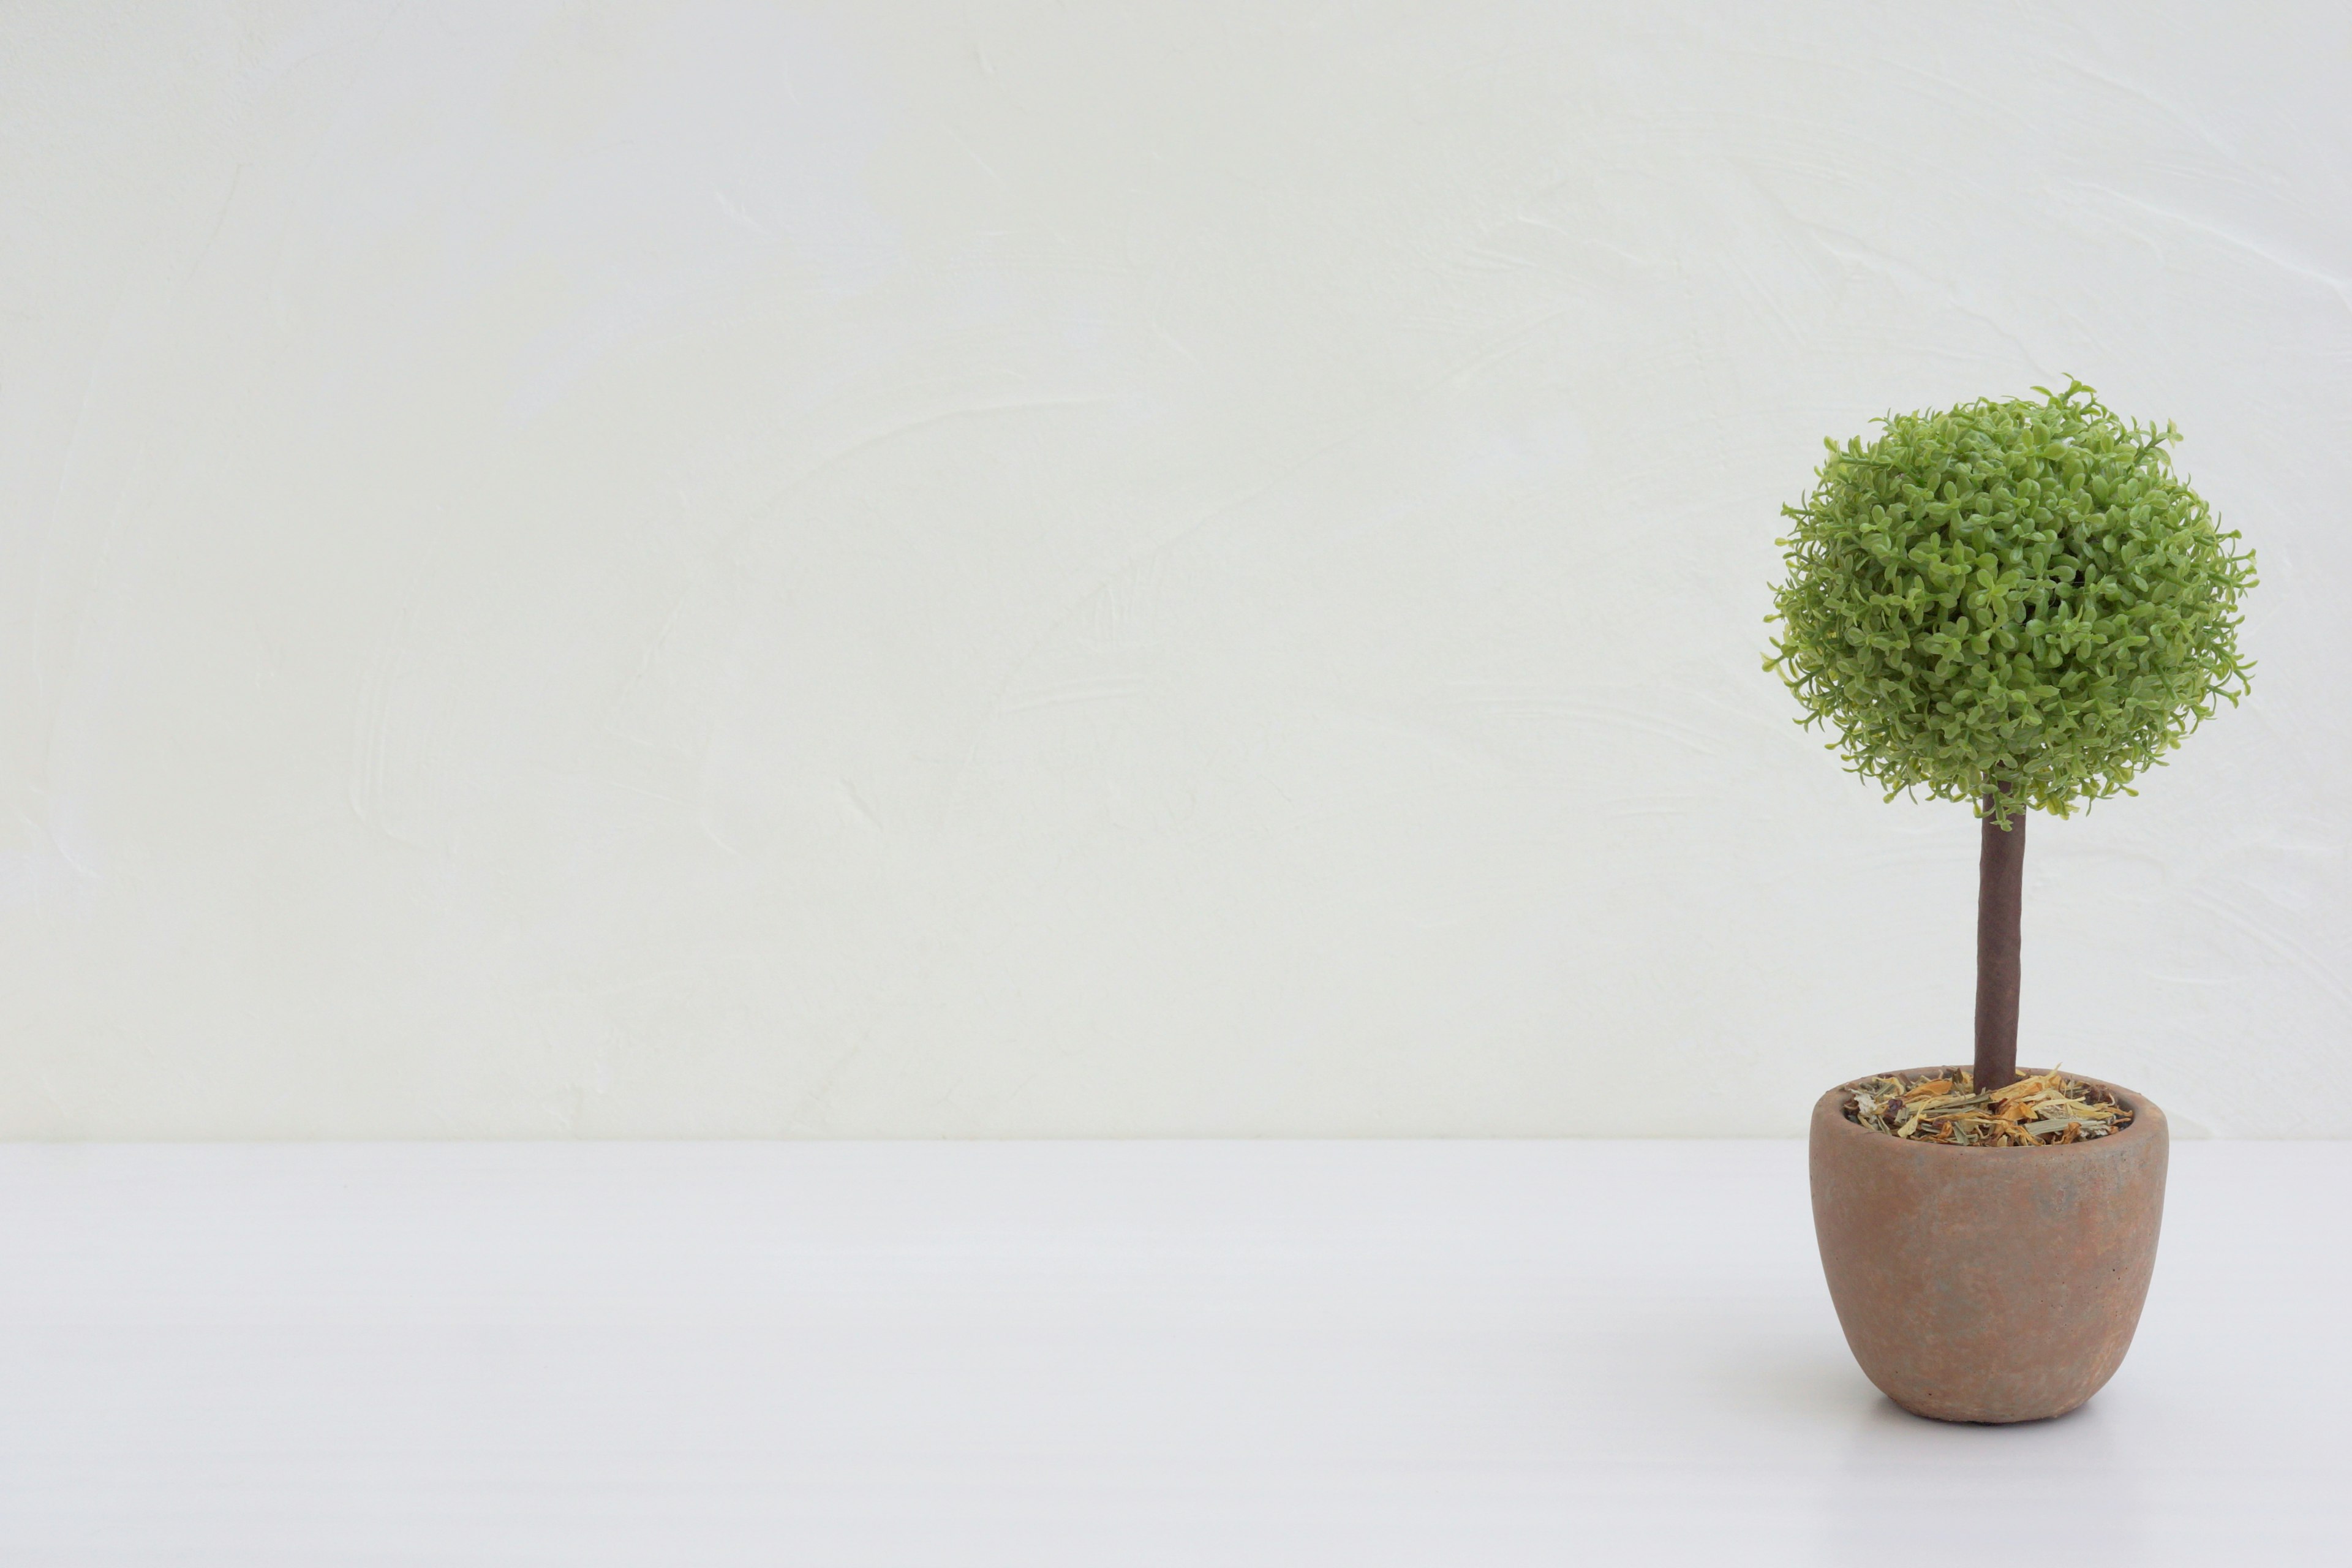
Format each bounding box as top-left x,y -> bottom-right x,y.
1812,1065 -> 2165,1158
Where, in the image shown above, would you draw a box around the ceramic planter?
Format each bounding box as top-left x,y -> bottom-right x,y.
1808,1067 -> 2168,1423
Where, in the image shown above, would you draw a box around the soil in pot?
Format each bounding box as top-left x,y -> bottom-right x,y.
1844,1068 -> 2133,1148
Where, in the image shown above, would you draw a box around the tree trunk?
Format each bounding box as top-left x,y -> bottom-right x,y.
1973,794 -> 2024,1093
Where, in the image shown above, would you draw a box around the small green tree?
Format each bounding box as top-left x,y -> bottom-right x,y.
1766,380 -> 2255,1091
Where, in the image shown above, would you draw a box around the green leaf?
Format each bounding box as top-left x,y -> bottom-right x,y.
1762,383 -> 2256,818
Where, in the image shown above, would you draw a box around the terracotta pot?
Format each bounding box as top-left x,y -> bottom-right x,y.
1808,1067 -> 2168,1423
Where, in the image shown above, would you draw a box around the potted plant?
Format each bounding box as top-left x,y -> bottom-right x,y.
1765,380 -> 2256,1423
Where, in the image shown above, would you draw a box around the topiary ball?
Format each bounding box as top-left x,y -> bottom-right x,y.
1766,380 -> 2255,822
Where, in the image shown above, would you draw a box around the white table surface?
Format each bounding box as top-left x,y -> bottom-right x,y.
2,1140 -> 2345,1566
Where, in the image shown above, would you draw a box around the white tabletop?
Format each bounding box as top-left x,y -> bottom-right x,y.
2,1140 -> 2343,1566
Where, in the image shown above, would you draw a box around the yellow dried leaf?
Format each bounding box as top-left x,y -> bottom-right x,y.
1988,1071 -> 2060,1106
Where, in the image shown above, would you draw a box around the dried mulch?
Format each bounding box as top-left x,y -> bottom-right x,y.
1844,1068 -> 2134,1147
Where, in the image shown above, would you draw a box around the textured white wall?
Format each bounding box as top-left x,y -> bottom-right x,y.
3,1 -> 2345,1137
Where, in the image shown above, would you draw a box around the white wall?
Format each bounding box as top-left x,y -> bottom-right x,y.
3,1 -> 2345,1138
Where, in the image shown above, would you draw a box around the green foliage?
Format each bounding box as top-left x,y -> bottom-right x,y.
1765,381 -> 2255,824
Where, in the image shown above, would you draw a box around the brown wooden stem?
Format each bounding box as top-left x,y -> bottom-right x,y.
1973,792 -> 2024,1093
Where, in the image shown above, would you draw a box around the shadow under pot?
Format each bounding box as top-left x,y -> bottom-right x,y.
1808,1068 -> 2168,1424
